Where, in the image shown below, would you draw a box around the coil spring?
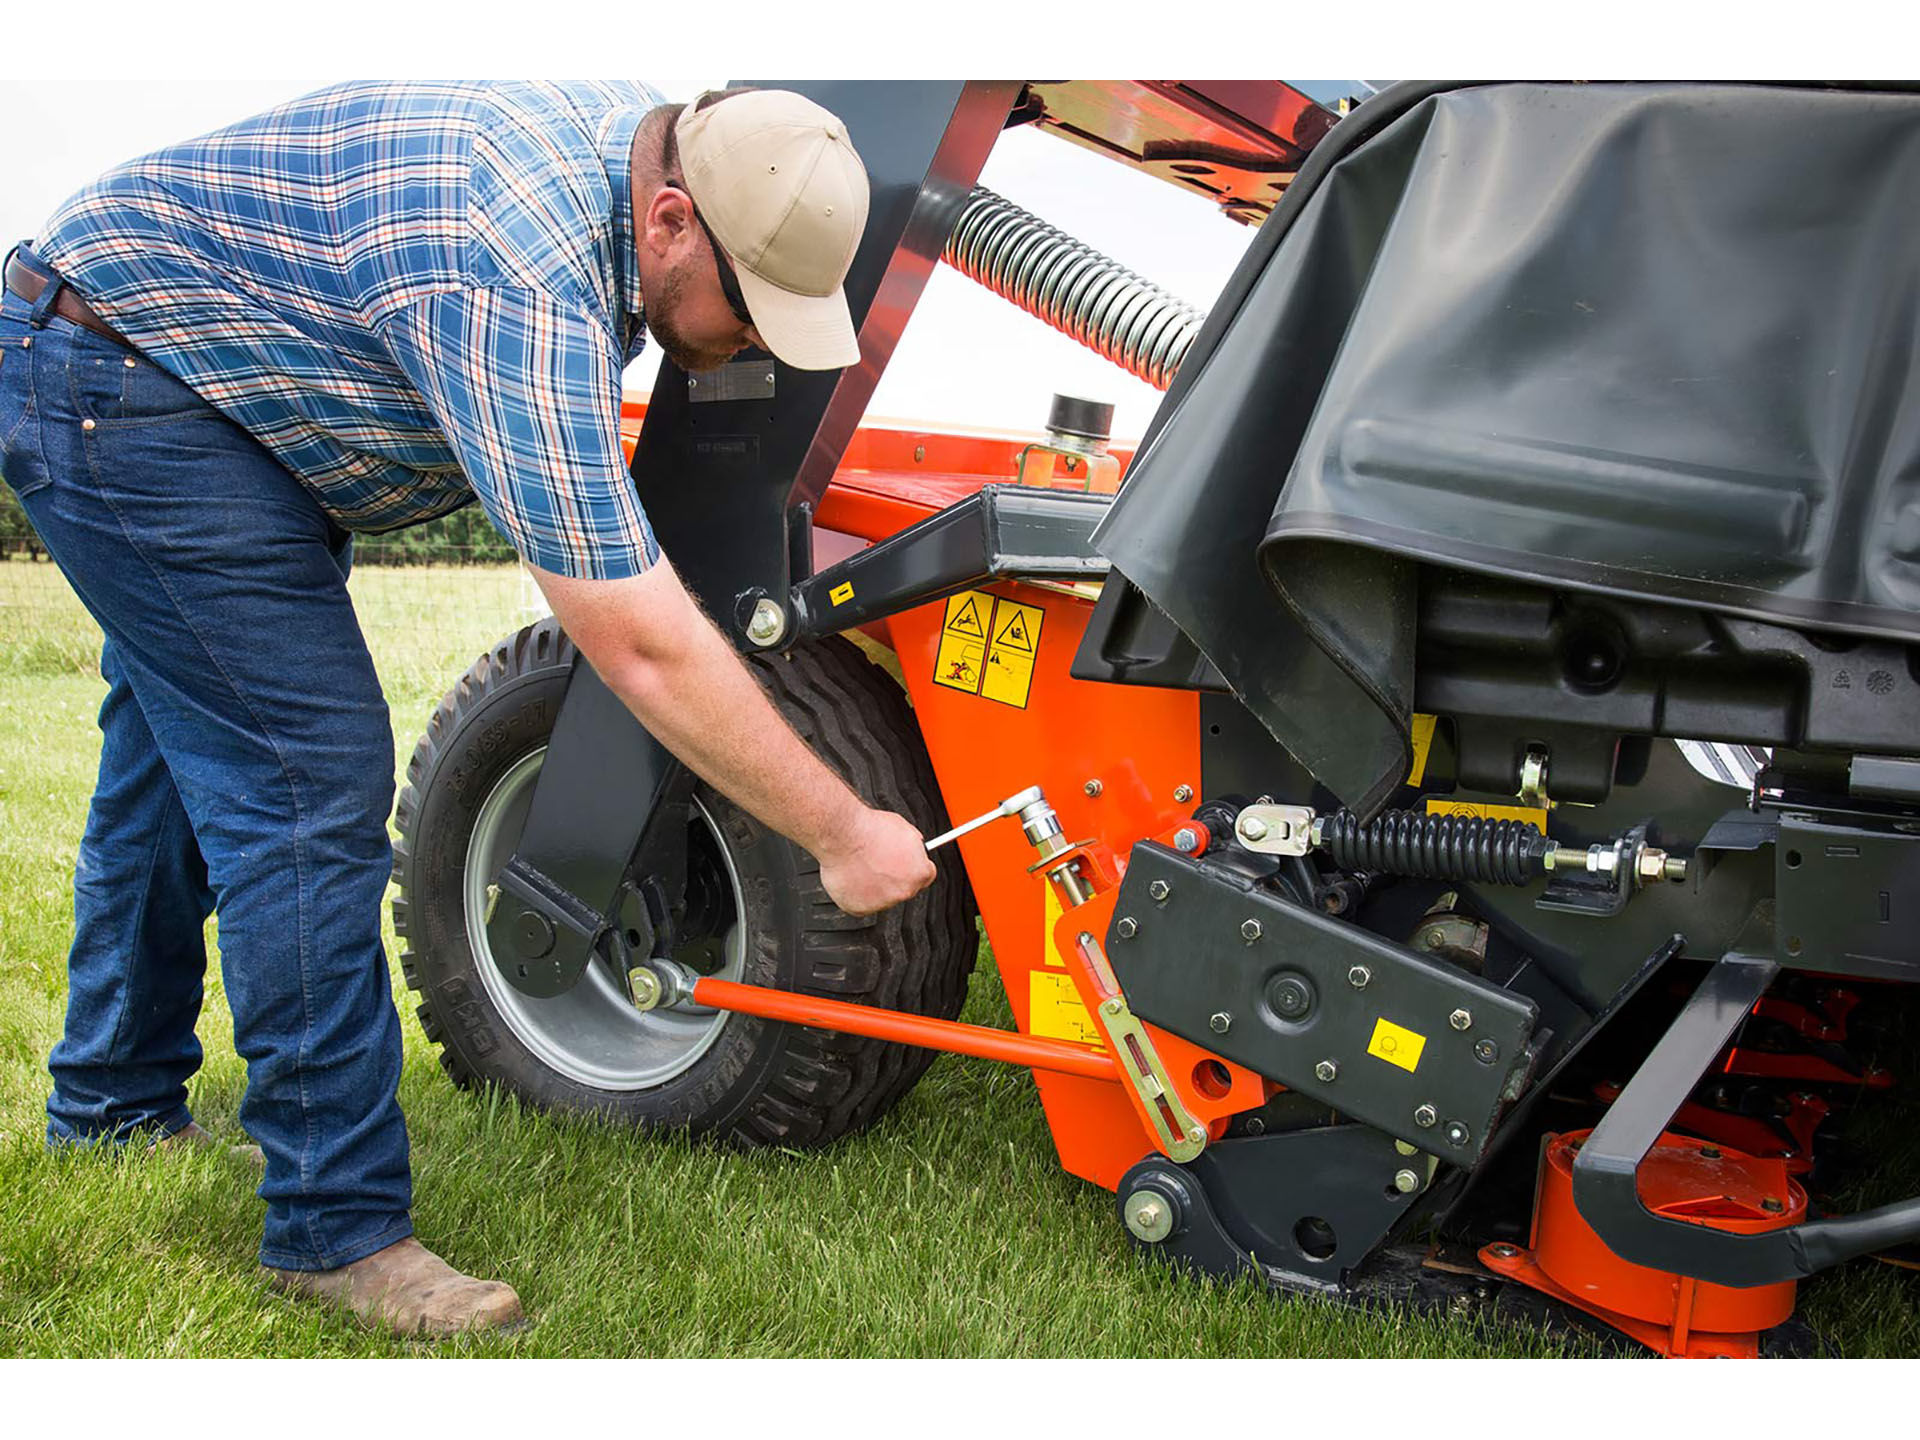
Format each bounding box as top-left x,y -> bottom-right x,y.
943,186 -> 1206,391
1317,809 -> 1553,888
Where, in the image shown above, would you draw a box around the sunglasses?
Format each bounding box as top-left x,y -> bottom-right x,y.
691,204 -> 754,330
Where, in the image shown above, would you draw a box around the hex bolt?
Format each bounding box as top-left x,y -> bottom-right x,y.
1115,916 -> 1138,939
1444,1120 -> 1471,1148
1244,1117 -> 1266,1135
1449,1008 -> 1473,1032
1237,814 -> 1270,842
1185,1124 -> 1208,1147
1348,965 -> 1372,990
1240,918 -> 1263,942
1083,779 -> 1103,797
746,597 -> 787,646
1173,784 -> 1194,803
1101,998 -> 1125,1018
1315,1060 -> 1339,1083
1473,1038 -> 1500,1065
1209,1011 -> 1232,1034
1761,1197 -> 1785,1214
1148,879 -> 1171,904
1173,828 -> 1200,853
1414,1103 -> 1438,1128
627,968 -> 662,1012
1123,1190 -> 1174,1244
1489,1243 -> 1521,1259
1393,1169 -> 1421,1195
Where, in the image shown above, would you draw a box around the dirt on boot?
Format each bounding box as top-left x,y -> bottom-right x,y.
264,1237 -> 525,1338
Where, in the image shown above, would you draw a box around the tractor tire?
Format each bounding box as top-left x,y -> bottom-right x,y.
391,618 -> 976,1147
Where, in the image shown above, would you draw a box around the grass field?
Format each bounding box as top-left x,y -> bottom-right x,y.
2,557 -> 1916,1358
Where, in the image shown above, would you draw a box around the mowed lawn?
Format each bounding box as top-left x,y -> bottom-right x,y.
2,557 -> 1916,1357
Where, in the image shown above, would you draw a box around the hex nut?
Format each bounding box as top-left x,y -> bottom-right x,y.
1123,1190 -> 1174,1244
1115,916 -> 1138,939
1449,1008 -> 1473,1031
1414,1103 -> 1438,1128
1348,965 -> 1372,989
1148,879 -> 1170,903
1209,1011 -> 1232,1034
1240,918 -> 1263,942
1314,1060 -> 1339,1083
1237,814 -> 1270,842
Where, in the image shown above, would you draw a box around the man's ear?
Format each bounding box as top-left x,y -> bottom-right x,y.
641,185 -> 697,262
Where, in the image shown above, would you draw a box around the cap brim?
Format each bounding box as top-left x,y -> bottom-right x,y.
734,264 -> 861,371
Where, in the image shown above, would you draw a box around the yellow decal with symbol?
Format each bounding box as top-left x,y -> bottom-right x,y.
1031,883 -> 1102,1046
930,589 -> 1044,709
1366,1017 -> 1427,1074
1424,798 -> 1549,833
829,581 -> 855,606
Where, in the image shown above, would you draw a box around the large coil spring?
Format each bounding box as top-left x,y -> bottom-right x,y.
942,186 -> 1206,391
1317,809 -> 1553,888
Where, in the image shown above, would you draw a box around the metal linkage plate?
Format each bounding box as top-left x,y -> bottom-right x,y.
1107,843 -> 1539,1164
1774,810 -> 1920,982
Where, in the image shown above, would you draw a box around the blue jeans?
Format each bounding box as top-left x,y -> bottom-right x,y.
1,267 -> 412,1271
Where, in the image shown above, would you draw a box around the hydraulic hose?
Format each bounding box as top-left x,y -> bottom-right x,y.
942,186 -> 1206,391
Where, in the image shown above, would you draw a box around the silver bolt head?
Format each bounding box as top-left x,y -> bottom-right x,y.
1444,1121 -> 1471,1148
1101,998 -> 1124,1017
1148,879 -> 1170,903
1185,1124 -> 1208,1146
1173,784 -> 1194,803
628,968 -> 662,1011
1115,916 -> 1138,939
1449,1008 -> 1473,1031
1084,778 -> 1103,797
1123,1191 -> 1173,1244
1240,918 -> 1263,942
1237,814 -> 1270,842
1209,1011 -> 1231,1034
1393,1168 -> 1421,1194
1314,1060 -> 1338,1083
1414,1103 -> 1438,1128
1348,965 -> 1372,989
1173,827 -> 1199,853
746,597 -> 786,645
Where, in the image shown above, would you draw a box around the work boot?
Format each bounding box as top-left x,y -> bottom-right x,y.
151,1121 -> 265,1166
264,1237 -> 525,1338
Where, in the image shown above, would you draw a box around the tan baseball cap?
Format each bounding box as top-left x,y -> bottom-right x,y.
675,91 -> 870,371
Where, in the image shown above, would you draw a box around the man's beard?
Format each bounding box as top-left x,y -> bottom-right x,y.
646,262 -> 740,374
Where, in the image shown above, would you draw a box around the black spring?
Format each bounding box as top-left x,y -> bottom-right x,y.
1317,809 -> 1552,887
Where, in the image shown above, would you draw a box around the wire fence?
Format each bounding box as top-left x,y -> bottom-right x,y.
0,484 -> 553,728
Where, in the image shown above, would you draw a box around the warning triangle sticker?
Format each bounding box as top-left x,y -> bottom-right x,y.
947,596 -> 987,638
994,609 -> 1035,652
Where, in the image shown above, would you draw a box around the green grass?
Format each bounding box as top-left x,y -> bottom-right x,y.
1,557 -> 1915,1356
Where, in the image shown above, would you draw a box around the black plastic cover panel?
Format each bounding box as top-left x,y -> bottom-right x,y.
1094,82 -> 1920,817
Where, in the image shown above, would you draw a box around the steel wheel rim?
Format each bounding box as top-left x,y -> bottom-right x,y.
463,747 -> 743,1090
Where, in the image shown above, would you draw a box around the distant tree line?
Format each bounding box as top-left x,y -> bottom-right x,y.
2,483 -> 517,566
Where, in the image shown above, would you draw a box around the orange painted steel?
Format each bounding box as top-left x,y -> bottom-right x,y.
689,977 -> 1121,1083
1480,1128 -> 1805,1358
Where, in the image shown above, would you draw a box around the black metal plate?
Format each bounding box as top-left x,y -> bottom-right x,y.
1108,842 -> 1538,1163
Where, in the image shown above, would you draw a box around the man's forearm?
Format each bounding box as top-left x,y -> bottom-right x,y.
532,560 -> 867,862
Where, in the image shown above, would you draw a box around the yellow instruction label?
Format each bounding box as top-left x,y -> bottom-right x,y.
1029,971 -> 1103,1047
1367,1017 -> 1427,1074
932,591 -> 992,696
1407,713 -> 1439,786
1424,798 -> 1549,833
930,590 -> 1045,709
1043,883 -> 1066,967
829,581 -> 855,606
980,598 -> 1043,710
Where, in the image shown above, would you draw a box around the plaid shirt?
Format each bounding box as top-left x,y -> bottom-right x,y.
36,80 -> 666,579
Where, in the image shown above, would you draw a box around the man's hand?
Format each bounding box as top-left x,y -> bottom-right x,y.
817,807 -> 937,916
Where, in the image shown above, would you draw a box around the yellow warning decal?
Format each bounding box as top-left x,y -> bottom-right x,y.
1367,1017 -> 1427,1074
1407,713 -> 1439,786
1424,798 -> 1549,834
930,590 -> 1045,709
1029,971 -> 1104,1047
1042,883 -> 1067,967
980,598 -> 1043,709
829,581 -> 855,606
933,591 -> 992,697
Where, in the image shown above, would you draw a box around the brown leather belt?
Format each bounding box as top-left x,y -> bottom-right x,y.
5,255 -> 136,349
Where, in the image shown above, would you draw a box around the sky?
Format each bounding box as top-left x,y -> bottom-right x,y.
2,76 -> 1272,443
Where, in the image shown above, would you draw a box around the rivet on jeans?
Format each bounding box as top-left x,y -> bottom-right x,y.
124,356 -> 137,368
82,418 -> 97,432
19,336 -> 29,349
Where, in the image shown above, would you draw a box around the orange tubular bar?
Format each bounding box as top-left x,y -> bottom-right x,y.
689,977 -> 1120,1084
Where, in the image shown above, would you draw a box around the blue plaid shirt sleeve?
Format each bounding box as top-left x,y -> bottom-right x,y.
379,286 -> 660,580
